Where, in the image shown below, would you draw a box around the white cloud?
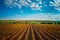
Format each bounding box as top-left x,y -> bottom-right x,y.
30,2 -> 41,10
50,2 -> 54,4
39,1 -> 42,4
19,13 -> 60,20
1,12 -> 60,20
4,0 -> 42,10
49,0 -> 60,11
30,2 -> 36,7
13,2 -> 21,9
18,4 -> 21,9
4,0 -> 60,11
13,2 -> 18,7
54,0 -> 60,5
4,0 -> 14,7
19,0 -> 30,6
4,0 -> 28,8
49,14 -> 60,21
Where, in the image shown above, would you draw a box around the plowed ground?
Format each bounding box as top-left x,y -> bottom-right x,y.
0,24 -> 60,40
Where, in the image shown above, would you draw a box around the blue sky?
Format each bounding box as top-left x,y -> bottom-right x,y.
0,0 -> 60,21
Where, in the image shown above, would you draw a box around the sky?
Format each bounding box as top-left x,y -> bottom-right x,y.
0,0 -> 60,21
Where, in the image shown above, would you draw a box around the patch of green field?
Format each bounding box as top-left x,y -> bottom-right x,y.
0,20 -> 60,24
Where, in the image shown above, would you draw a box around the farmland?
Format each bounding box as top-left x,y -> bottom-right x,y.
0,20 -> 60,40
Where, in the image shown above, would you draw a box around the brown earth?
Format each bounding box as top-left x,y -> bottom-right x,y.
0,24 -> 60,40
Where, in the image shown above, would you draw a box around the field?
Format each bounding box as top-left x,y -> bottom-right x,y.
0,20 -> 60,40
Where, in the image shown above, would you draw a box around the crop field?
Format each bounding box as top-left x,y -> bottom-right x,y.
0,21 -> 60,40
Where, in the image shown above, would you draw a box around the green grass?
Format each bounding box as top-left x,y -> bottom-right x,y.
0,20 -> 60,24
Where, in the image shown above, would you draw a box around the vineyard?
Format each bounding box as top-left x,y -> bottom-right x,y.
0,23 -> 60,40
